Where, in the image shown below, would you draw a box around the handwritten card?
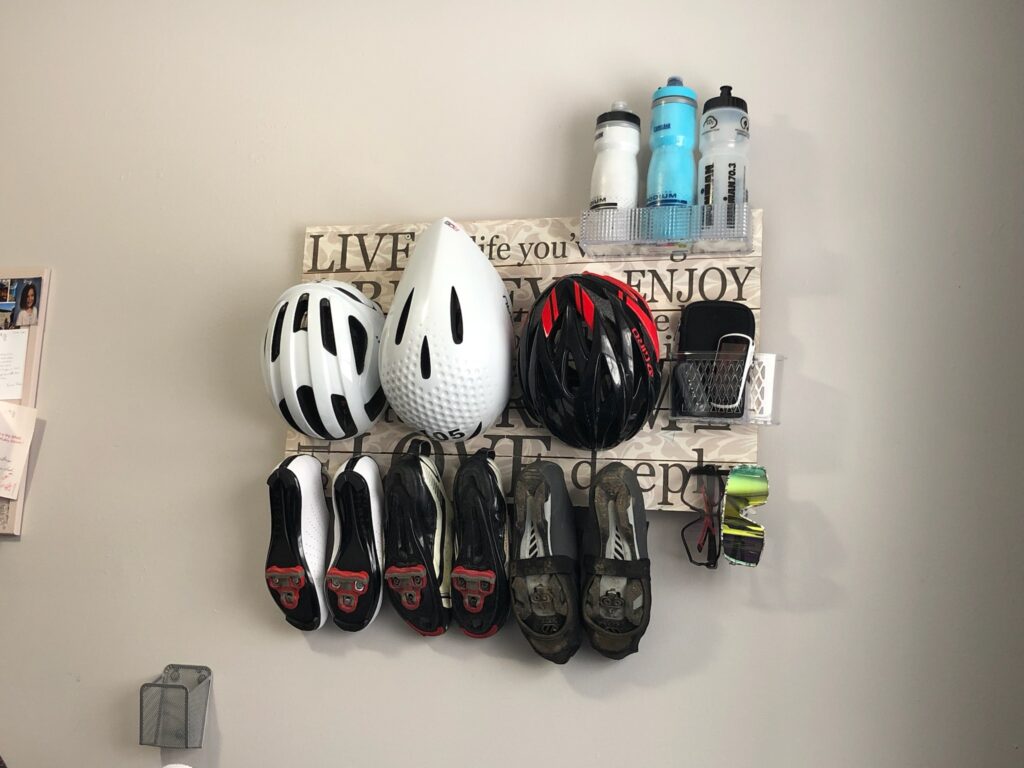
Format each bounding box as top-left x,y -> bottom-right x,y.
0,402 -> 37,499
0,329 -> 29,401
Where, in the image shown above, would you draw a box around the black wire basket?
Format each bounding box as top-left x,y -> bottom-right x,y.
139,664 -> 212,749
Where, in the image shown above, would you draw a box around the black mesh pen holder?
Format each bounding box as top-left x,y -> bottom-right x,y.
139,664 -> 212,749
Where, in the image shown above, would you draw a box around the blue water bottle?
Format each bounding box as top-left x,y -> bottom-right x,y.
646,76 -> 698,240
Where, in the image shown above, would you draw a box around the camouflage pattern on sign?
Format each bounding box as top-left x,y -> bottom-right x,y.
284,211 -> 764,513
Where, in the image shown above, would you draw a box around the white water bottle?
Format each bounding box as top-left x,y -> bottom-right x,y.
698,85 -> 749,233
589,101 -> 640,210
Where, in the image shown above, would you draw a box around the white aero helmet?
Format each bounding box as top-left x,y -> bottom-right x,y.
379,217 -> 512,441
262,280 -> 387,440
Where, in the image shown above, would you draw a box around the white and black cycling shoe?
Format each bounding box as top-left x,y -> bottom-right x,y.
581,462 -> 652,659
451,449 -> 511,638
265,455 -> 334,631
509,460 -> 582,664
383,440 -> 453,636
325,456 -> 385,632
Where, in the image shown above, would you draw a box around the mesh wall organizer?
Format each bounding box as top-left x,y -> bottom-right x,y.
139,664 -> 212,749
671,352 -> 781,425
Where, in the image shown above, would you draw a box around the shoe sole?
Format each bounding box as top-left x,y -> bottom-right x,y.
509,464 -> 581,664
583,463 -> 651,659
265,456 -> 329,631
384,453 -> 451,636
326,457 -> 384,631
452,454 -> 510,638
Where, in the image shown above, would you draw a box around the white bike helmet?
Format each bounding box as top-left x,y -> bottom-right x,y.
262,280 -> 387,440
379,218 -> 512,441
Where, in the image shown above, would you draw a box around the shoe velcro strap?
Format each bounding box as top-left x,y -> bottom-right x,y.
583,556 -> 651,579
508,555 -> 577,578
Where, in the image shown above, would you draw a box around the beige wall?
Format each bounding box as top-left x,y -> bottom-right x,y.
1,1 -> 1022,766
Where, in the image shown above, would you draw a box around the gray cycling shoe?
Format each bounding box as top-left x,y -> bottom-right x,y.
509,460 -> 582,664
581,462 -> 652,659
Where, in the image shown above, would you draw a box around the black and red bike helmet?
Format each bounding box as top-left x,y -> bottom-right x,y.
517,272 -> 662,449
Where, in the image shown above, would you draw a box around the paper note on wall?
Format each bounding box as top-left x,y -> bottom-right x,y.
0,329 -> 29,401
0,402 -> 37,499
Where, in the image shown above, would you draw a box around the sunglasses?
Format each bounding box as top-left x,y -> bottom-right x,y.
722,465 -> 769,567
680,465 -> 727,569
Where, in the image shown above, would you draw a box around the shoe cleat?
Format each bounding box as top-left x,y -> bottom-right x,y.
451,566 -> 497,615
325,568 -> 370,614
385,564 -> 429,611
266,566 -> 306,610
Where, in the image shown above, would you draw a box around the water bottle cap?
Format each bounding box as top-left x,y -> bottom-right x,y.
596,102 -> 640,129
703,85 -> 748,114
652,76 -> 697,103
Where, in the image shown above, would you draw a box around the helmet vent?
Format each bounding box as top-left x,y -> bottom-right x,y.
395,289 -> 414,344
450,287 -> 464,344
319,299 -> 336,356
564,351 -> 580,392
336,284 -> 373,309
296,385 -> 329,439
348,317 -> 368,374
365,386 -> 386,421
420,337 -> 431,379
293,293 -> 309,332
331,394 -> 357,438
277,399 -> 302,434
271,304 -> 287,362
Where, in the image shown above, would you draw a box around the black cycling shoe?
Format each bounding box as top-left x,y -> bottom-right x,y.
509,460 -> 582,664
325,456 -> 385,632
265,455 -> 332,631
581,462 -> 652,659
451,449 -> 511,638
383,440 -> 453,636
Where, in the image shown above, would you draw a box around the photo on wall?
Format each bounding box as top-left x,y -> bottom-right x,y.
6,277 -> 43,329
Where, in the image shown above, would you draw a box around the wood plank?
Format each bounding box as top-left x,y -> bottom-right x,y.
285,212 -> 764,514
